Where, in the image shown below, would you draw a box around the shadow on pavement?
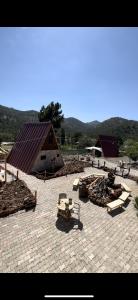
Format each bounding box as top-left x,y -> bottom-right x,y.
108,207 -> 125,217
56,217 -> 83,233
123,198 -> 131,208
79,197 -> 89,203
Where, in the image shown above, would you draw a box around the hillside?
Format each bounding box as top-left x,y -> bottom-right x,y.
61,117 -> 99,134
93,117 -> 138,140
0,104 -> 138,142
86,120 -> 100,127
0,105 -> 38,141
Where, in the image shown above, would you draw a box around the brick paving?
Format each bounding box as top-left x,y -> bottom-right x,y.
0,162 -> 138,273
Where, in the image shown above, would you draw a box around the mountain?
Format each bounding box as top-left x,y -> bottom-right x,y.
61,117 -> 99,134
0,105 -> 38,141
93,117 -> 138,140
0,104 -> 138,141
86,120 -> 100,127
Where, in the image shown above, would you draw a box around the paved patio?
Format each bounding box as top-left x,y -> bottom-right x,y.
0,163 -> 138,273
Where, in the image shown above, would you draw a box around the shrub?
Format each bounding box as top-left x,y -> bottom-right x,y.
126,142 -> 138,162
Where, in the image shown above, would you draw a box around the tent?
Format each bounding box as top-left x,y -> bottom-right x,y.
85,146 -> 103,157
85,146 -> 102,152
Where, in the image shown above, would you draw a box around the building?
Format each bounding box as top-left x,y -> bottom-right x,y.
95,135 -> 119,157
7,122 -> 64,174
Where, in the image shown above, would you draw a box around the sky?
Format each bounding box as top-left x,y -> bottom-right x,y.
0,27 -> 138,122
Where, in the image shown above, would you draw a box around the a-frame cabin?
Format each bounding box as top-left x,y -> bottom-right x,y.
7,122 -> 64,174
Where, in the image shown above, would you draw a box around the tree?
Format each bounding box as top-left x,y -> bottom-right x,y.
73,132 -> 82,143
126,142 -> 138,161
117,136 -> 123,147
38,102 -> 64,129
78,135 -> 94,148
61,128 -> 65,145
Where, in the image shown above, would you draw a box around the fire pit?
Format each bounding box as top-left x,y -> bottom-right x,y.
79,172 -> 122,207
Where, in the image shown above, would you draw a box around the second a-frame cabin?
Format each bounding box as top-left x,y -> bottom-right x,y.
7,122 -> 64,174
95,135 -> 119,157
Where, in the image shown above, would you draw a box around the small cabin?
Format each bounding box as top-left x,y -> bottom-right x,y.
95,135 -> 119,157
7,122 -> 64,174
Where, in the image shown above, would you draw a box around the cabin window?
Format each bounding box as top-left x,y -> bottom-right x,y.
41,155 -> 46,160
57,154 -> 59,157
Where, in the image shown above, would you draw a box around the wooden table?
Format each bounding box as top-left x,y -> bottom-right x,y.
57,198 -> 74,220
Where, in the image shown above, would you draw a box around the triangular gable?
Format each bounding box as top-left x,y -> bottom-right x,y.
41,126 -> 58,151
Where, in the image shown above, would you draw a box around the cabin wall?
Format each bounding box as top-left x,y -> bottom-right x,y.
31,150 -> 64,172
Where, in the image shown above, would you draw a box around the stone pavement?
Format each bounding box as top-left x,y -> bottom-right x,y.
0,163 -> 138,273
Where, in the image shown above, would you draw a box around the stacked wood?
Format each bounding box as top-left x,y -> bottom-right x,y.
79,175 -> 104,199
109,188 -> 122,200
35,161 -> 91,180
0,180 -> 36,218
79,172 -> 124,207
55,161 -> 84,176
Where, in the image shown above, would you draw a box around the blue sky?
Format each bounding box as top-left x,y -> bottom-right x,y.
0,27 -> 138,122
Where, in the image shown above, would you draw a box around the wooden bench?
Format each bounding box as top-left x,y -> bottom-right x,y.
73,178 -> 80,190
107,199 -> 124,212
119,191 -> 130,202
91,173 -> 105,178
121,182 -> 132,193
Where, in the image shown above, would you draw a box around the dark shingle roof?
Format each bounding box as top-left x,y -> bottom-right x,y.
7,122 -> 52,174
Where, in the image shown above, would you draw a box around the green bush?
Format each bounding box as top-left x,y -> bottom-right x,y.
126,142 -> 138,161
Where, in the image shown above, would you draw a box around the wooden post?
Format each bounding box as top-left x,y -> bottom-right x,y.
16,170 -> 19,180
35,190 -> 37,201
114,167 -> 116,174
104,161 -> 106,167
33,190 -> 37,211
44,170 -> 46,182
5,156 -> 7,183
